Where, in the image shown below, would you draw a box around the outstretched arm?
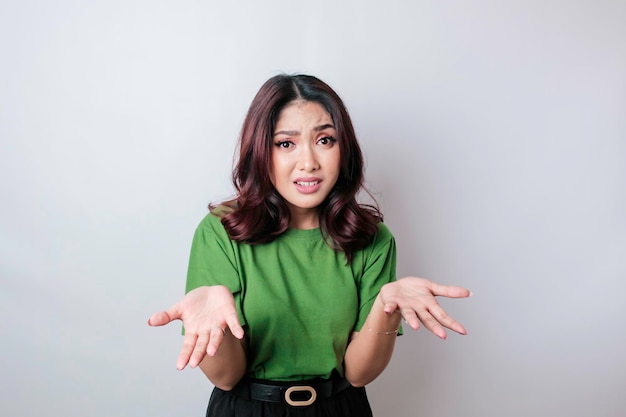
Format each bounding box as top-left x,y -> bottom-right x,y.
343,277 -> 471,387
148,285 -> 247,390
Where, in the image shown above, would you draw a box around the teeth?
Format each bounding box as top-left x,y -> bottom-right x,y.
296,181 -> 319,186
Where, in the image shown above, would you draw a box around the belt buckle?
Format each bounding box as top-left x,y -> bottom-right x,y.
284,385 -> 317,406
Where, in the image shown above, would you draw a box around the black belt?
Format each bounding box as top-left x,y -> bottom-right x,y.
229,377 -> 352,407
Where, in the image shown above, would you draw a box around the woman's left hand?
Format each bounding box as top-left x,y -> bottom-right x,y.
378,277 -> 471,339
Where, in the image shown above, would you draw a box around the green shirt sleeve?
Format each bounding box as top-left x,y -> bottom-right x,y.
185,213 -> 246,325
353,222 -> 398,332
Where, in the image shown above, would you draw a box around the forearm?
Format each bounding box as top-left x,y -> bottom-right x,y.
343,295 -> 401,387
198,329 -> 247,391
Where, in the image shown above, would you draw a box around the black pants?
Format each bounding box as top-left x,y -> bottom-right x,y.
206,385 -> 373,417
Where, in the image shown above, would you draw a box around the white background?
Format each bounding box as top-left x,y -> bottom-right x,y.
1,1 -> 625,416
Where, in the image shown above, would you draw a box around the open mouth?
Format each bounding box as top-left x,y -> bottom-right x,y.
293,179 -> 323,194
295,181 -> 320,186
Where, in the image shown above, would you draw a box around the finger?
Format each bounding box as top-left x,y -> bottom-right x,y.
188,332 -> 210,368
383,300 -> 399,315
147,301 -> 184,326
206,326 -> 226,357
176,332 -> 197,370
400,308 -> 421,331
415,308 -> 447,339
225,314 -> 245,340
429,282 -> 472,299
429,305 -> 468,335
147,310 -> 175,327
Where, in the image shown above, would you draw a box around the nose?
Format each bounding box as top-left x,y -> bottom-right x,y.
298,144 -> 320,172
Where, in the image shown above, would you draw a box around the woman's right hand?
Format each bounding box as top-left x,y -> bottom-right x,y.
148,286 -> 245,370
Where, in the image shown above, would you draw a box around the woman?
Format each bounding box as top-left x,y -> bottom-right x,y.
148,74 -> 470,416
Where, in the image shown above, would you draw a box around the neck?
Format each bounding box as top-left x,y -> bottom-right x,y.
289,209 -> 319,230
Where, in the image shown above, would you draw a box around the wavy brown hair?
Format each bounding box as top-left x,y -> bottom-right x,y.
212,74 -> 382,262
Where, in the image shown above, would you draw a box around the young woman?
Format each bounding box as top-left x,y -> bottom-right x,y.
148,74 -> 470,417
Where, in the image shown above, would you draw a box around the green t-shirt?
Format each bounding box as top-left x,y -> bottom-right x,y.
186,212 -> 397,381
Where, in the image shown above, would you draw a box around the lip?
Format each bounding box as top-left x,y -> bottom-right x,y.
293,177 -> 322,194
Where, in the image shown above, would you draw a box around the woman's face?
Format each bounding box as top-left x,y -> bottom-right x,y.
270,100 -> 341,229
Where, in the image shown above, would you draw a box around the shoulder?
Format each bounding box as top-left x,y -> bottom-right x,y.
372,222 -> 395,247
353,222 -> 395,265
190,211 -> 241,260
198,211 -> 225,229
197,202 -> 236,229
194,209 -> 232,243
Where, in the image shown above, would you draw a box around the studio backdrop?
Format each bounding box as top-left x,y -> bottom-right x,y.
1,1 -> 625,416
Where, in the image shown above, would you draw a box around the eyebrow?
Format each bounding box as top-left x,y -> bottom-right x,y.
273,123 -> 335,137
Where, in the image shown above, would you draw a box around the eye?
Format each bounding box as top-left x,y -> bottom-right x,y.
317,136 -> 337,146
274,140 -> 293,149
